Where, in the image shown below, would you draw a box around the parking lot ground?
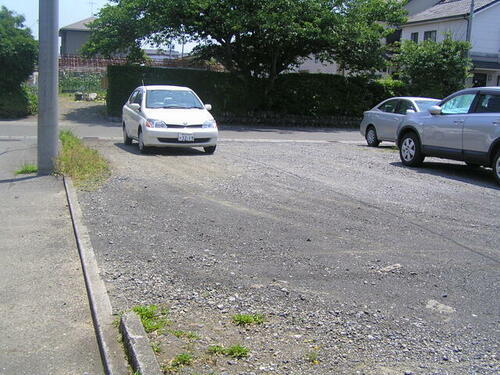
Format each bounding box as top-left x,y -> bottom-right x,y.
78,137 -> 499,374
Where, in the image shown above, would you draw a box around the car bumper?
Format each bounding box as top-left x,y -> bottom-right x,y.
142,127 -> 218,148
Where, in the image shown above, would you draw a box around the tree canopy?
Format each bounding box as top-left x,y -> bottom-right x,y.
392,35 -> 472,98
83,0 -> 406,82
0,6 -> 38,89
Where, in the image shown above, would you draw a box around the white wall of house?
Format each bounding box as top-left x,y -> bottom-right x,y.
401,19 -> 468,43
470,2 -> 500,54
294,55 -> 343,74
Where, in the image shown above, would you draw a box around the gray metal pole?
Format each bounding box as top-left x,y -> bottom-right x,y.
38,0 -> 59,175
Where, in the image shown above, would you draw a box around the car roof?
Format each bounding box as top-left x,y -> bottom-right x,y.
386,97 -> 440,101
136,85 -> 193,91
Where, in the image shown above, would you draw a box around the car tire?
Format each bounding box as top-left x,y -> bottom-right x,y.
123,124 -> 132,145
399,132 -> 424,167
493,150 -> 500,185
365,126 -> 380,147
138,129 -> 148,154
204,145 -> 216,154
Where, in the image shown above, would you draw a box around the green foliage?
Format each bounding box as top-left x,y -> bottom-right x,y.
59,71 -> 105,94
207,344 -> 249,358
56,130 -> 110,189
231,314 -> 264,326
15,163 -> 37,175
0,6 -> 38,88
321,0 -> 407,73
106,65 -> 406,119
392,35 -> 472,98
0,6 -> 38,118
85,0 -> 406,86
170,353 -> 193,367
132,305 -> 170,333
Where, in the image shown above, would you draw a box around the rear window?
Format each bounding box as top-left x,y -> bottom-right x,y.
474,94 -> 500,113
146,90 -> 203,109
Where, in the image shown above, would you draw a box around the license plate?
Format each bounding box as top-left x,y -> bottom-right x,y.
178,133 -> 194,142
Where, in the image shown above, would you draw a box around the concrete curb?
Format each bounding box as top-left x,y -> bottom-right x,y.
64,177 -> 129,375
120,312 -> 163,375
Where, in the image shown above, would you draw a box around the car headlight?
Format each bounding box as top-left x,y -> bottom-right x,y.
146,119 -> 168,128
202,119 -> 217,129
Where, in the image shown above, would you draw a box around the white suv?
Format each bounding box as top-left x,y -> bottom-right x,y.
122,85 -> 218,154
397,87 -> 500,185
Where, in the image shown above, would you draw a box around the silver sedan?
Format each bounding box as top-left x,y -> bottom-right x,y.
360,97 -> 440,147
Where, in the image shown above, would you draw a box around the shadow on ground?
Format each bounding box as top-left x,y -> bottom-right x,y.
390,161 -> 498,190
62,103 -> 119,127
115,143 -> 210,157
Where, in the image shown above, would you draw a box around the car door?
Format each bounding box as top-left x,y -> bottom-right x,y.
374,99 -> 401,140
422,92 -> 476,160
129,90 -> 144,138
123,90 -> 138,131
392,99 -> 416,140
463,91 -> 500,164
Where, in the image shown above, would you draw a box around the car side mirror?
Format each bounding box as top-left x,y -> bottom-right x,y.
130,103 -> 141,111
204,104 -> 212,111
406,109 -> 416,114
428,105 -> 442,115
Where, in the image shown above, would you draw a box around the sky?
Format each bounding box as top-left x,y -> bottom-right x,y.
2,0 -> 195,52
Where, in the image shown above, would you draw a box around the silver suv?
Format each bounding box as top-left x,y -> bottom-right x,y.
397,87 -> 500,185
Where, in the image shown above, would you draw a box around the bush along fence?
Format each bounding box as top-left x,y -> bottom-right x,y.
107,65 -> 407,127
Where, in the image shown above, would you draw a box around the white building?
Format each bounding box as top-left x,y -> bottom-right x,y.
401,0 -> 500,86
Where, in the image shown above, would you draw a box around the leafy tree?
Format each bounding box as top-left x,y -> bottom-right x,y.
0,6 -> 38,117
392,35 -> 472,98
0,6 -> 37,88
321,0 -> 407,74
83,0 -> 406,85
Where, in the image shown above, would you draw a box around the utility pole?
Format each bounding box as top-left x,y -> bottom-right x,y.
38,0 -> 59,175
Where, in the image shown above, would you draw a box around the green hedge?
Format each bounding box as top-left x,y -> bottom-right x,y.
0,84 -> 38,119
106,65 -> 406,119
59,71 -> 105,94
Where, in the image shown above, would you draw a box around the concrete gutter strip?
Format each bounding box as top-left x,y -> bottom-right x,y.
64,177 -> 129,375
120,312 -> 163,375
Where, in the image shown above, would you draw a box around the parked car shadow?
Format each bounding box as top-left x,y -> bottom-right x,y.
115,143 -> 208,156
390,161 -> 498,190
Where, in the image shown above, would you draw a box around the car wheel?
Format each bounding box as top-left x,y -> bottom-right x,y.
399,132 -> 424,167
204,145 -> 216,154
123,124 -> 132,145
366,126 -> 380,147
494,150 -> 500,185
138,130 -> 148,154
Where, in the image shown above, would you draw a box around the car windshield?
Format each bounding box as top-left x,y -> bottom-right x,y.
146,90 -> 204,109
415,100 -> 440,112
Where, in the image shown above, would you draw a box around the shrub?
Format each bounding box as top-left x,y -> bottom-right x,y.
0,84 -> 37,118
106,65 -> 408,120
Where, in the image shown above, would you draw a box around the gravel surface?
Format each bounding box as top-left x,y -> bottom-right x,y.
78,137 -> 499,375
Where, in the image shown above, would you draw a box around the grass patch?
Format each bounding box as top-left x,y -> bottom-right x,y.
207,344 -> 249,359
151,341 -> 161,353
232,313 -> 264,326
305,350 -> 320,364
15,163 -> 37,175
132,305 -> 170,333
169,330 -> 200,340
55,130 -> 109,188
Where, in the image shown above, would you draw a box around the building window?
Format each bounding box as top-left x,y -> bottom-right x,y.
424,30 -> 437,42
473,73 -> 487,87
410,32 -> 418,43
